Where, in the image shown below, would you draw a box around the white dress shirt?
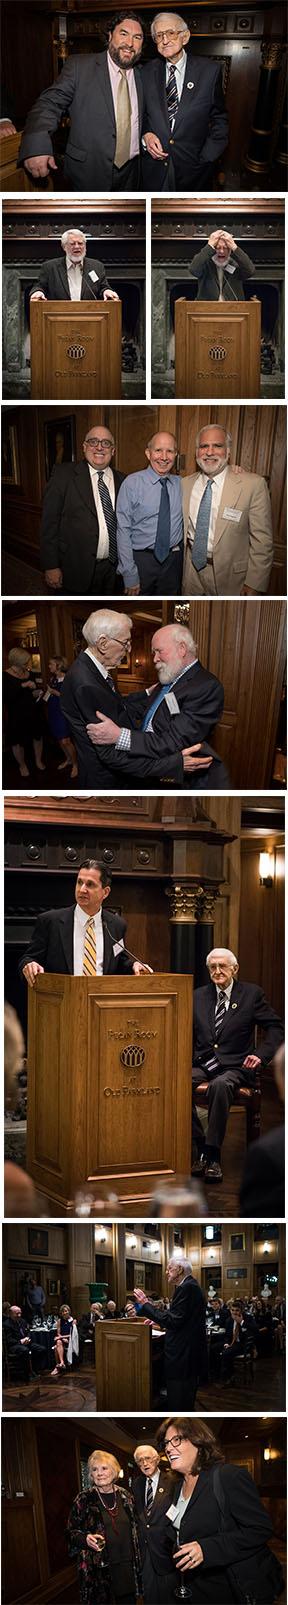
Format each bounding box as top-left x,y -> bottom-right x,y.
84,647 -> 113,680
215,978 -> 234,1010
87,464 -> 116,560
66,257 -> 84,300
73,903 -> 104,975
145,1469 -> 160,1505
188,466 -> 229,558
107,52 -> 139,157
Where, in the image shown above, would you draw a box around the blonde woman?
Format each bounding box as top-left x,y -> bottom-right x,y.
51,1303 -> 77,1376
4,646 -> 45,776
67,1449 -> 142,1603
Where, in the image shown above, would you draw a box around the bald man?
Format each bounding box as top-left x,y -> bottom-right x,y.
192,947 -> 284,1182
182,424 -> 273,596
116,431 -> 183,594
30,228 -> 118,304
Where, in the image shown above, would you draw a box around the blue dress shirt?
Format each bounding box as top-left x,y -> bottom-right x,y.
116,465 -> 183,589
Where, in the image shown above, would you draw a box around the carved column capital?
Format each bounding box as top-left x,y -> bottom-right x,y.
197,887 -> 221,923
166,881 -> 204,923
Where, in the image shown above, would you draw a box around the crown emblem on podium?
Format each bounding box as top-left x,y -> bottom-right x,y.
209,344 -> 227,362
120,1044 -> 146,1068
66,343 -> 86,360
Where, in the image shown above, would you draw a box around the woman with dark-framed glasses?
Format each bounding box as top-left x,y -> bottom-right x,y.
154,1418 -> 283,1605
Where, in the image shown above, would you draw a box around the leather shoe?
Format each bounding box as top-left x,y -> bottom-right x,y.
193,1154 -> 206,1176
205,1160 -> 223,1182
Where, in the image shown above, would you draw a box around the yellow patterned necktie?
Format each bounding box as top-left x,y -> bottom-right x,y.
83,917 -> 97,975
114,71 -> 131,169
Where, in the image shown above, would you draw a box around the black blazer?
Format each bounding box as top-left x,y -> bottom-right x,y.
61,653 -> 227,790
190,242 -> 255,300
165,1464 -> 274,1599
240,1126 -> 285,1218
142,1276 -> 208,1384
142,53 -> 228,190
123,660 -> 227,788
60,651 -> 134,787
30,255 -> 110,301
40,461 -> 125,592
19,52 -> 143,190
18,904 -> 134,979
193,978 -> 284,1073
193,969 -> 283,1072
134,1472 -> 177,1575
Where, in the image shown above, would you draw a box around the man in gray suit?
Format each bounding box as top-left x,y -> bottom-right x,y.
19,13 -> 144,191
190,228 -> 255,301
182,423 -> 273,597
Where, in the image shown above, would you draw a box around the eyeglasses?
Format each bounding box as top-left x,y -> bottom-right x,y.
164,1435 -> 183,1453
111,635 -> 131,649
155,30 -> 184,41
84,438 -> 113,449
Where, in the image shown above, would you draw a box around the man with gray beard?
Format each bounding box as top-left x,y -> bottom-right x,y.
182,424 -> 273,596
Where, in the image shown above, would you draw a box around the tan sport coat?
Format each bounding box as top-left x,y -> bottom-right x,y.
182,467 -> 273,595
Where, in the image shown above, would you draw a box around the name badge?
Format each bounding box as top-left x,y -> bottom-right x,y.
89,270 -> 99,282
113,939 -> 124,956
223,506 -> 242,522
166,1503 -> 179,1521
165,692 -> 180,715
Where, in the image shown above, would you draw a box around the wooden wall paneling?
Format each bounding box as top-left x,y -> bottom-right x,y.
206,600 -> 286,786
239,836 -> 285,1017
36,1424 -> 80,1579
68,1223 -> 95,1314
109,406 -> 160,472
205,797 -> 242,956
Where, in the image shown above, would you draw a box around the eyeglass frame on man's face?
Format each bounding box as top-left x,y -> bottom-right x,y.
84,437 -> 114,450
154,28 -> 186,41
110,634 -> 132,649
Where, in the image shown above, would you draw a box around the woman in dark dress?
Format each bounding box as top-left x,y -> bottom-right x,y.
154,1417 -> 283,1604
4,646 -> 46,777
45,655 -> 77,775
67,1450 -> 142,1604
51,1303 -> 78,1375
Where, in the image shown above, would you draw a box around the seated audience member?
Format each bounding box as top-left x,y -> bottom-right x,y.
4,1305 -> 46,1381
192,947 -> 284,1184
190,229 -> 255,300
240,1041 -> 285,1217
220,1302 -> 257,1385
252,1298 -> 274,1358
30,229 -> 118,303
51,1303 -> 79,1376
207,1297 -> 233,1380
272,1295 -> 286,1351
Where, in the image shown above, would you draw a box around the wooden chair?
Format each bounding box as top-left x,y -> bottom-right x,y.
194,1029 -> 262,1146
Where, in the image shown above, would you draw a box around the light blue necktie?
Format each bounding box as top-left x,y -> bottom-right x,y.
192,478 -> 214,572
142,681 -> 173,730
154,477 -> 171,563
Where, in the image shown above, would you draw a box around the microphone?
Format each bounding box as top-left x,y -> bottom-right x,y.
81,270 -> 101,302
104,918 -> 153,973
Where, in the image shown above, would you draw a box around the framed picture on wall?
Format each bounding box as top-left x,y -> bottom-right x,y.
44,414 -> 76,480
134,1263 -> 145,1287
28,1228 -> 49,1256
229,1233 -> 246,1252
2,420 -> 21,485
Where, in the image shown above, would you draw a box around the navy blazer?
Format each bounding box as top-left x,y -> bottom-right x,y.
193,978 -> 284,1072
19,52 -> 143,190
142,1275 -> 208,1384
18,904 -> 134,979
142,53 -> 228,190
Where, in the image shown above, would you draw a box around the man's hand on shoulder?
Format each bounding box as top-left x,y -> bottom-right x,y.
87,713 -> 121,746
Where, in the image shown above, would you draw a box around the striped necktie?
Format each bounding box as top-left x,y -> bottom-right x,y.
83,918 -> 97,975
192,479 -> 214,572
97,471 -> 117,566
154,477 -> 171,563
166,64 -> 179,128
215,989 -> 227,1035
146,1478 -> 154,1513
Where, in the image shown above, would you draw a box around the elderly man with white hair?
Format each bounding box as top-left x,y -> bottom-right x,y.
142,10 -> 228,190
133,1441 -> 178,1604
134,1254 -> 207,1409
182,422 -> 273,597
30,228 -> 118,303
86,619 -> 229,789
192,946 -> 284,1183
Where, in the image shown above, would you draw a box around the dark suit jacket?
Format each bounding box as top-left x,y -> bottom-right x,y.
123,660 -> 228,788
142,1276 -> 208,1384
165,1464 -> 274,1595
134,1472 -> 177,1575
240,1126 -> 285,1218
19,52 -> 143,190
190,242 -> 255,300
193,979 -> 284,1073
18,904 -> 134,979
142,53 -> 228,190
30,255 -> 110,301
61,654 -> 228,789
40,461 -> 125,592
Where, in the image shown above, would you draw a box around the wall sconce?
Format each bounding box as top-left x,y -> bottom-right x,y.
95,1226 -> 107,1243
263,1241 -> 271,1254
259,852 -> 274,887
127,1235 -> 137,1250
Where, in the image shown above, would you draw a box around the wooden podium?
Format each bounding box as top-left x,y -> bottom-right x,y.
30,298 -> 122,399
175,298 -> 261,398
0,132 -> 38,190
27,972 -> 192,1209
95,1319 -> 152,1409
